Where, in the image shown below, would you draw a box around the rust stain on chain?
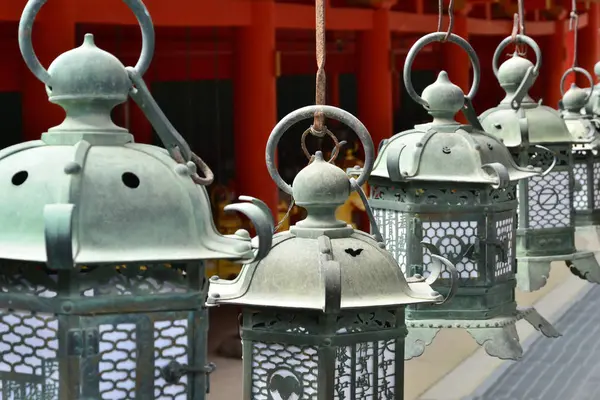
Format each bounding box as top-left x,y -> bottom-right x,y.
313,0 -> 326,135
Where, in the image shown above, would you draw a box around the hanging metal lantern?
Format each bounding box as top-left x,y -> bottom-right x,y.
479,34 -> 600,292
0,0 -> 274,398
559,70 -> 600,231
207,105 -> 458,399
368,32 -> 559,361
584,61 -> 600,116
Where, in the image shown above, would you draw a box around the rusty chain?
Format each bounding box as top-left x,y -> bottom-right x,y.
438,0 -> 455,41
570,0 -> 579,68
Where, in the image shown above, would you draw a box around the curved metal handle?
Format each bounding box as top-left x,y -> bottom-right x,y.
19,0 -> 155,85
404,32 -> 480,108
224,197 -> 274,263
349,178 -> 384,244
481,162 -> 510,189
492,34 -> 542,110
533,145 -> 557,177
266,105 -> 374,196
560,67 -> 594,104
421,242 -> 459,305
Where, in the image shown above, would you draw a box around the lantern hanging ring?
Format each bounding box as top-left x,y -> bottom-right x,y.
492,34 -> 542,110
300,127 -> 346,163
266,105 -> 374,196
560,67 -> 594,104
18,0 -> 155,85
404,32 -> 480,109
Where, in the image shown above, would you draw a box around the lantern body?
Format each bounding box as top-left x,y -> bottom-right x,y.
0,262 -> 207,399
241,307 -> 404,399
370,181 -> 517,321
369,64 -> 559,360
208,123 -> 448,399
0,22 -> 274,399
479,52 -> 600,291
573,146 -> 600,226
513,145 -> 576,258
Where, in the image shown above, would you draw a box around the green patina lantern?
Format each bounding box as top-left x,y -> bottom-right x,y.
368,32 -> 559,361
479,34 -> 600,292
559,69 -> 600,232
0,0 -> 274,398
207,105 -> 458,399
583,61 -> 600,116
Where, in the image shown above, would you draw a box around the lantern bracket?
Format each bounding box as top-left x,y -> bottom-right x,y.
67,328 -> 99,358
44,204 -> 75,270
160,360 -> 217,391
18,0 -> 155,86
421,242 -> 459,305
560,66 -> 594,103
266,105 -> 375,196
403,32 -> 482,129
127,67 -> 214,185
492,34 -> 542,110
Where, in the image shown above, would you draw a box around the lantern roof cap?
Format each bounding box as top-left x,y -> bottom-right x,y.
562,84 -> 588,112
0,140 -> 274,266
370,72 -> 541,186
48,34 -> 130,109
560,85 -> 600,148
207,105 -> 452,312
207,230 -> 444,310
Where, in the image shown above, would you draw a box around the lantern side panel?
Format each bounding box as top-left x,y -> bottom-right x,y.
372,207 -> 408,273
0,262 -> 59,399
573,155 -> 589,211
516,146 -> 576,257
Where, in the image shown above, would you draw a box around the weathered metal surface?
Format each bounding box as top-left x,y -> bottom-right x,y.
368,31 -> 558,361
208,104 -> 456,399
0,0 -> 276,399
480,33 -> 600,293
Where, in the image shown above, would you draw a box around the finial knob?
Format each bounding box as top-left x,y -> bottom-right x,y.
497,55 -> 534,91
292,151 -> 350,207
421,71 -> 464,118
594,61 -> 600,79
47,33 -> 131,106
562,83 -> 588,112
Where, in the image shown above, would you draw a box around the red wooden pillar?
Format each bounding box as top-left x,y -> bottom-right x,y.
578,4 -> 600,87
544,20 -> 567,109
233,0 -> 278,218
442,13 -> 469,123
357,6 -> 393,149
21,0 -> 75,141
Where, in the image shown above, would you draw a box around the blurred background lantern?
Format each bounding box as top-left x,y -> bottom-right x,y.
479,34 -> 600,292
0,0 -> 273,398
559,70 -> 600,242
369,32 -> 559,361
207,105 -> 457,399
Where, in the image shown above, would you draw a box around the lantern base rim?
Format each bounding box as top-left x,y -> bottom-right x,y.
405,307 -> 560,361
516,251 -> 600,292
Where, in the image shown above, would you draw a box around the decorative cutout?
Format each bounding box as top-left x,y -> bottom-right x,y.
527,171 -> 571,229
371,209 -> 407,272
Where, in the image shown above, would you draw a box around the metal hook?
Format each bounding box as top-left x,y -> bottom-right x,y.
438,0 -> 455,42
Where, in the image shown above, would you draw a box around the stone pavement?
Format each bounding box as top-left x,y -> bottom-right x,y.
470,284 -> 600,400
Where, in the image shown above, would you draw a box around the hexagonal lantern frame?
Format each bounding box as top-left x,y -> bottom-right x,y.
0,1 -> 274,398
368,32 -> 559,361
479,35 -> 600,292
207,105 -> 458,399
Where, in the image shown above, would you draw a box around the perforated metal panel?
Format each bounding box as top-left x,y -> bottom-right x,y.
251,342 -> 318,400
527,171 -> 571,229
573,162 -> 589,211
421,221 -> 479,279
372,209 -> 407,272
495,215 -> 514,278
334,340 -> 396,400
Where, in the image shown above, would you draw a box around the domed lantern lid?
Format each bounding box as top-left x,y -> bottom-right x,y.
4,0 -> 274,268
559,68 -> 600,149
479,34 -> 573,147
207,105 -> 458,311
583,61 -> 600,115
371,33 -> 542,187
